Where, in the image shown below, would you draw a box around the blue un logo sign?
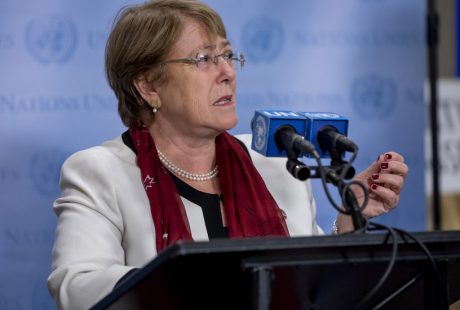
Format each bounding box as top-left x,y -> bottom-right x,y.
30,148 -> 69,197
241,16 -> 284,63
25,16 -> 77,64
253,115 -> 267,152
351,74 -> 397,119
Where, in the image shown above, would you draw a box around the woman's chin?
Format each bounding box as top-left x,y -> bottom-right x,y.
221,115 -> 239,131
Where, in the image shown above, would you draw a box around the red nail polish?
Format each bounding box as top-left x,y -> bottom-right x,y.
371,173 -> 379,180
380,163 -> 389,169
384,153 -> 392,160
371,184 -> 379,190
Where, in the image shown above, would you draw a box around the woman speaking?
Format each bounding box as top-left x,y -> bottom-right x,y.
47,1 -> 408,309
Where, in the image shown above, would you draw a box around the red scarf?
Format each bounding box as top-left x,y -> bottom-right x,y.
129,126 -> 289,252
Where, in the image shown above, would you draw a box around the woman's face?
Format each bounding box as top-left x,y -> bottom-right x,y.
154,19 -> 238,139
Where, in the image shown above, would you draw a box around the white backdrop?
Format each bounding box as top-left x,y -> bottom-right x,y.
426,79 -> 460,194
0,0 -> 425,308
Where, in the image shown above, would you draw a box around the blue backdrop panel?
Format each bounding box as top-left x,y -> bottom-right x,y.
0,0 -> 425,308
212,0 -> 425,231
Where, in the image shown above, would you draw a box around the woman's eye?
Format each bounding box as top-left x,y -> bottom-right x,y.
196,54 -> 210,63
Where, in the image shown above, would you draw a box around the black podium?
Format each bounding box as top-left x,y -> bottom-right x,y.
92,231 -> 460,310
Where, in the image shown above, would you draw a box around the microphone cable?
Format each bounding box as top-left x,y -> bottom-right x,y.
393,227 -> 448,308
313,147 -> 369,219
352,222 -> 398,310
351,224 -> 448,309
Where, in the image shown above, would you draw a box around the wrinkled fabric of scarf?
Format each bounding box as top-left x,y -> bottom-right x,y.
129,126 -> 289,252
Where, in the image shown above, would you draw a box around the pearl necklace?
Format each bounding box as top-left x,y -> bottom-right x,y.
157,149 -> 218,181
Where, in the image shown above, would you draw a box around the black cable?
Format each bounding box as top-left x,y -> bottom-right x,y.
352,222 -> 399,310
315,154 -> 348,213
341,181 -> 369,213
393,228 -> 448,306
314,149 -> 369,218
351,225 -> 448,309
338,146 -> 358,181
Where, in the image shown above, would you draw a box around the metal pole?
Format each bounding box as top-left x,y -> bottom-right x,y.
427,0 -> 441,230
251,267 -> 272,310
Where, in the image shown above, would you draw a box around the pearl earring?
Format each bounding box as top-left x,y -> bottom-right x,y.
150,98 -> 160,113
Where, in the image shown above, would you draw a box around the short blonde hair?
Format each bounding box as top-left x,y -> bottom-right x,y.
105,0 -> 227,127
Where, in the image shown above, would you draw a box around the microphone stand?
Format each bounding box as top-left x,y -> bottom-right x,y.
281,138 -> 367,232
292,153 -> 367,232
322,157 -> 367,232
342,185 -> 367,232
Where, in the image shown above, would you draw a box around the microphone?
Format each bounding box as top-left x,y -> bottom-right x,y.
297,112 -> 363,230
297,112 -> 358,158
251,110 -> 318,180
251,110 -> 316,157
274,125 -> 318,158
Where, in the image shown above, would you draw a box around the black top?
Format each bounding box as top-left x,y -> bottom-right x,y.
170,174 -> 228,239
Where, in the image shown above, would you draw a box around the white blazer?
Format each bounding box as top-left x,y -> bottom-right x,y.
47,134 -> 323,310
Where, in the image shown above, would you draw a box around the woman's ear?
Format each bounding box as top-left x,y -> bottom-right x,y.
133,75 -> 161,110
133,74 -> 154,103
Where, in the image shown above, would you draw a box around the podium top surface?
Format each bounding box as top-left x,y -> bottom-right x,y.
167,229 -> 460,254
150,229 -> 460,267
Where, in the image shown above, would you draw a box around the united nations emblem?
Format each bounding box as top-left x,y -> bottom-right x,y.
241,16 -> 284,63
30,148 -> 69,197
25,15 -> 77,64
351,74 -> 397,119
254,115 -> 267,151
